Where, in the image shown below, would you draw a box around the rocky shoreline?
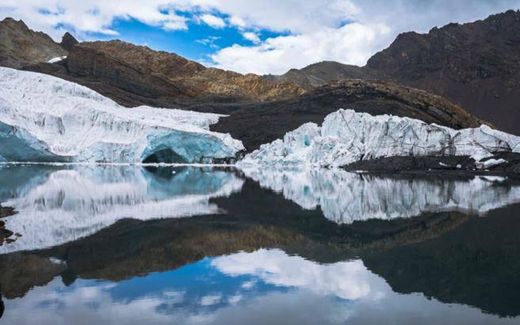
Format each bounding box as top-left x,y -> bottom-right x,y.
343,153 -> 520,177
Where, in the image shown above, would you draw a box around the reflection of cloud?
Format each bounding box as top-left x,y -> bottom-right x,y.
212,249 -> 387,301
200,295 -> 222,306
241,280 -> 256,289
242,167 -> 520,224
0,166 -> 243,254
5,250 -> 520,325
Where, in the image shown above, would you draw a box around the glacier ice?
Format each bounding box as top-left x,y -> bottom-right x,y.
241,109 -> 520,167
0,67 -> 244,163
241,167 -> 520,224
0,165 -> 243,254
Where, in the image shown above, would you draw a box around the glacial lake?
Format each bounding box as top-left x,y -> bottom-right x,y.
1,165 -> 520,324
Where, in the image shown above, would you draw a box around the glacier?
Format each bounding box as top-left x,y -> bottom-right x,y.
241,167 -> 520,224
0,165 -> 243,254
0,67 -> 244,163
241,109 -> 520,167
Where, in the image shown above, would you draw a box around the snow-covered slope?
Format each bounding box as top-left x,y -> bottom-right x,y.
0,166 -> 243,254
0,67 -> 243,163
242,168 -> 520,224
241,109 -> 520,167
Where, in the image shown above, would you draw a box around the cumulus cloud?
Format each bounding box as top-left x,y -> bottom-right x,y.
212,23 -> 390,74
199,13 -> 226,28
1,0 -> 519,73
242,32 -> 260,44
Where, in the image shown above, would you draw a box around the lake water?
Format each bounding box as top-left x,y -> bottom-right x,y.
1,165 -> 520,324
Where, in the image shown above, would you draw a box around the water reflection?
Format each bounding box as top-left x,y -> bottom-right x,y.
1,165 -> 520,323
0,165 -> 243,253
242,168 -> 520,224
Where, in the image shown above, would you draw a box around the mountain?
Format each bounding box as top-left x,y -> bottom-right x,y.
274,10 -> 520,135
266,61 -> 379,90
0,16 -> 491,153
213,79 -> 485,151
27,40 -> 304,108
0,17 -> 67,68
367,10 -> 520,135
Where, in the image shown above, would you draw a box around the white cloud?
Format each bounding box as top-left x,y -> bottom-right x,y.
211,23 -> 390,74
242,32 -> 260,44
199,13 -> 226,28
1,0 -> 519,73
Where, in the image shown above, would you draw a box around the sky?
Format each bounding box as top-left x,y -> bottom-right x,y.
1,0 -> 519,75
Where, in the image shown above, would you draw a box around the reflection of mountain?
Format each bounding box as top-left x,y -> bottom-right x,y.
242,168 -> 520,224
362,202 -> 520,318
0,166 -> 243,253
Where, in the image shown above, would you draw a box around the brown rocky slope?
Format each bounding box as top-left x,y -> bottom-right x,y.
27,40 -> 304,108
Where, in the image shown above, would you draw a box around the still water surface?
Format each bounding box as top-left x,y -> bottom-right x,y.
1,165 -> 520,324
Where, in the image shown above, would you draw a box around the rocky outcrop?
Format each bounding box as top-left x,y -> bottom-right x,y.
213,79 -> 485,151
59,32 -> 78,51
0,18 -> 67,68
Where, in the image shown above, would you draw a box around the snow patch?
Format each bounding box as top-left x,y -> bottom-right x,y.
47,56 -> 67,63
477,159 -> 507,169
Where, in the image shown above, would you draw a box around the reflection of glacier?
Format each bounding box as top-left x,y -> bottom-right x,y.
242,168 -> 520,224
0,67 -> 243,163
0,166 -> 243,253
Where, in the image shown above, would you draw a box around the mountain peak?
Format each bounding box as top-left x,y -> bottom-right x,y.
0,17 -> 28,29
60,32 -> 78,51
0,16 -> 67,68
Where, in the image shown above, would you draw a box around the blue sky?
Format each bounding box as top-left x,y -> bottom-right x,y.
1,0 -> 519,74
90,17 -> 284,64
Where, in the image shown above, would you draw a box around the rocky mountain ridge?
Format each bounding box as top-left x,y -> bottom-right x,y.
28,40 -> 305,107
0,18 -> 67,68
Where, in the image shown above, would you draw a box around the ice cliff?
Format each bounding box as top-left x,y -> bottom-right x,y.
0,67 -> 243,163
242,168 -> 520,224
241,109 -> 520,167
